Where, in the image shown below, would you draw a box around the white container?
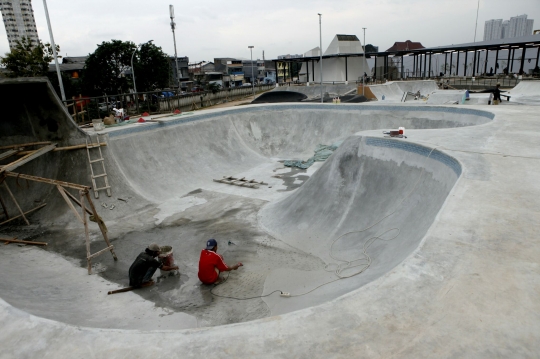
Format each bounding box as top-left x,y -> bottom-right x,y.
92,119 -> 105,131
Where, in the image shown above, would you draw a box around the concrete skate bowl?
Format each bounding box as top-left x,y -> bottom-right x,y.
506,80 -> 540,105
0,78 -> 496,330
251,91 -> 307,103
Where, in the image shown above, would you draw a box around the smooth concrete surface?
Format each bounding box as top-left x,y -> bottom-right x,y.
1,78 -> 540,358
273,83 -> 357,99
426,90 -> 466,104
506,80 -> 540,105
369,80 -> 439,102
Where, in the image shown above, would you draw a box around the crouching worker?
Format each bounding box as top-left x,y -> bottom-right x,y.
198,238 -> 242,284
129,243 -> 179,287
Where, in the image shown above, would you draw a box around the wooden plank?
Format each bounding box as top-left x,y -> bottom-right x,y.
213,179 -> 259,189
2,238 -> 47,246
0,144 -> 57,174
0,150 -> 19,161
0,142 -> 52,150
16,143 -> 107,156
87,245 -> 114,260
0,203 -> 46,226
5,172 -> 90,191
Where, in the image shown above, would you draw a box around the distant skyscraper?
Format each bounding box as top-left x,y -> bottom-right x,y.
484,14 -> 534,40
484,19 -> 503,41
1,0 -> 40,49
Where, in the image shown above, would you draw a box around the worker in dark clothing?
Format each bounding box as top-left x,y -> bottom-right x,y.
492,83 -> 502,105
129,243 -> 178,287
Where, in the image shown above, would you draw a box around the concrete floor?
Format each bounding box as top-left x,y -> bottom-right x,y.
1,79 -> 539,358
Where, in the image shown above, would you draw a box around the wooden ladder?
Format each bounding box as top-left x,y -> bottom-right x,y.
86,134 -> 111,199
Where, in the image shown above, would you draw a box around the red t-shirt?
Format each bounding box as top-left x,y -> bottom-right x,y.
198,249 -> 229,284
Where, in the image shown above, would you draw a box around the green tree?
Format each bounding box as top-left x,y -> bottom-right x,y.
82,40 -> 170,96
0,37 -> 60,77
365,44 -> 378,54
82,40 -> 136,96
133,42 -> 170,92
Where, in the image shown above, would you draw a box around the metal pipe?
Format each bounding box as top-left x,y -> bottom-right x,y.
170,5 -> 181,89
318,13 -> 323,103
248,46 -> 255,98
362,27 -> 366,96
42,0 -> 65,101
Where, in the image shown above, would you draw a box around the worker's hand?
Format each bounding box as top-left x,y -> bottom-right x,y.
237,262 -> 243,268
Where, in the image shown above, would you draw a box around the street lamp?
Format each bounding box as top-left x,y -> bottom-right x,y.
318,13 -> 323,103
131,40 -> 152,111
43,0 -> 65,102
131,41 -> 154,93
362,27 -> 366,96
170,5 -> 181,90
248,46 -> 255,98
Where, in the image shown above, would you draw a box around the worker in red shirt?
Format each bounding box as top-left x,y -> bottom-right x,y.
198,239 -> 242,284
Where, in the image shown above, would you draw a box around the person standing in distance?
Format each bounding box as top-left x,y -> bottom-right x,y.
198,239 -> 242,284
129,243 -> 178,287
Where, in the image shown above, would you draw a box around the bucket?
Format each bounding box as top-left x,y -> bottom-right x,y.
92,119 -> 105,131
159,245 -> 175,276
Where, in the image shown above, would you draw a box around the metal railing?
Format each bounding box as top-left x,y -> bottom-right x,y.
63,85 -> 274,125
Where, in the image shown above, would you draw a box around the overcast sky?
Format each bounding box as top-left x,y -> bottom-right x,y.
1,0 -> 539,63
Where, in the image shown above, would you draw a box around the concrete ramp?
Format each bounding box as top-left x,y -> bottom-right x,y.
272,83 -> 357,100
368,80 -> 439,102
507,80 -> 540,105
259,136 -> 461,313
427,90 -> 467,104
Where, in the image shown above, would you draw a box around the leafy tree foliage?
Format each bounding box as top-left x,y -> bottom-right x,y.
206,82 -> 222,94
365,44 -> 378,54
82,40 -> 137,96
82,40 -> 170,96
0,37 -> 60,77
133,42 -> 170,92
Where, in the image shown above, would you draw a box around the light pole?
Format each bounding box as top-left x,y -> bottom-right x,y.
248,46 -> 255,98
362,27 -> 366,96
131,41 -> 152,112
318,13 -> 323,103
170,5 -> 181,90
43,0 -> 65,102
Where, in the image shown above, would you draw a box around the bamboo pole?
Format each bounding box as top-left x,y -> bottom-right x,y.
0,203 -> 46,226
80,190 -> 92,274
2,237 -> 47,246
2,182 -> 29,225
57,185 -> 84,223
0,142 -> 52,150
17,143 -> 107,156
5,172 -> 90,191
84,191 -> 116,260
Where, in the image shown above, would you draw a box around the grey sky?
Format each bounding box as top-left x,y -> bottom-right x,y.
1,0 -> 539,63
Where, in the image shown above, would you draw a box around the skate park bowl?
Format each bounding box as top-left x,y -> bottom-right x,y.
0,78 -> 496,331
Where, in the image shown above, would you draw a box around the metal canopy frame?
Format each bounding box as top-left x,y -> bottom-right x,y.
271,35 -> 540,82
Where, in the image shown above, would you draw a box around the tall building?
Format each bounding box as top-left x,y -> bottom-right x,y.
484,14 -> 534,40
484,19 -> 503,41
1,0 -> 40,49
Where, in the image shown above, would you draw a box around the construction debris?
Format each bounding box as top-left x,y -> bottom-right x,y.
213,176 -> 268,189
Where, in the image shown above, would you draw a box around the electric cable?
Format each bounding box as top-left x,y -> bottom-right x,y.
209,272 -> 282,300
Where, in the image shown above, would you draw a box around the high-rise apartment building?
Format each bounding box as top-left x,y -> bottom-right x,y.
484,14 -> 534,41
1,0 -> 40,49
484,19 -> 503,41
